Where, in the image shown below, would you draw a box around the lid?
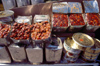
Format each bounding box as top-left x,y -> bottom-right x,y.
89,38 -> 100,50
72,33 -> 94,47
0,10 -> 14,18
64,37 -> 81,50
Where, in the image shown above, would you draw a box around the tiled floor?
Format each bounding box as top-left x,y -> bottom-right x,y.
0,4 -> 4,11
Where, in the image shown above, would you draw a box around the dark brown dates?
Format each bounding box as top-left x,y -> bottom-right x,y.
0,23 -> 11,38
10,22 -> 31,40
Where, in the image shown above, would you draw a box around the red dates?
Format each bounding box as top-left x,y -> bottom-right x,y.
53,14 -> 68,27
10,22 -> 31,40
69,14 -> 85,25
31,21 -> 51,40
0,23 -> 11,38
86,13 -> 100,26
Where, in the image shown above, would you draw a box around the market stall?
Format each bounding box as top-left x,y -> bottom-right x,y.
0,0 -> 100,66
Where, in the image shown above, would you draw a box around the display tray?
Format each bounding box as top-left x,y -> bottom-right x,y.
1,0 -> 99,65
0,63 -> 99,66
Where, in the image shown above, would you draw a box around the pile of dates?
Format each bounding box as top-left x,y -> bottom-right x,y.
0,23 -> 11,38
10,23 -> 31,40
69,14 -> 85,25
86,13 -> 100,26
53,14 -> 68,27
31,21 -> 51,40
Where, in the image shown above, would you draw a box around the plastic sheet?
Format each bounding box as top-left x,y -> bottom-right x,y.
52,2 -> 68,14
68,2 -> 83,13
83,0 -> 99,13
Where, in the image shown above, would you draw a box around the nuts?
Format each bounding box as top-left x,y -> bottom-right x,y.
31,21 -> 51,40
0,23 -> 11,38
69,14 -> 85,25
53,14 -> 68,27
86,13 -> 100,26
10,22 -> 31,40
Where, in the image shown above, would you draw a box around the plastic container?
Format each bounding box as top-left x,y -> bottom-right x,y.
0,46 -> 11,63
16,0 -> 28,7
2,0 -> 16,10
31,0 -> 44,5
8,43 -> 27,62
45,37 -> 62,63
15,16 -> 32,24
68,14 -> 86,32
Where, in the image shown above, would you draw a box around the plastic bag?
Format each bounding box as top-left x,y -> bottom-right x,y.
2,0 -> 16,10
68,2 -> 83,13
83,0 -> 99,13
52,2 -> 68,14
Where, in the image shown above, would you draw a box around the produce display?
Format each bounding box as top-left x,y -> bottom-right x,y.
31,21 -> 51,40
0,0 -> 100,65
53,14 -> 68,27
86,13 -> 100,26
10,22 -> 31,40
0,23 -> 11,38
69,14 -> 85,25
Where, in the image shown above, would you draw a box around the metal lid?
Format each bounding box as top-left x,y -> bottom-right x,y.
64,37 -> 81,50
72,33 -> 94,47
89,38 -> 100,50
0,10 -> 14,18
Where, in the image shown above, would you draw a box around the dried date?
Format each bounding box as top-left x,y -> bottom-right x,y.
10,22 -> 31,40
53,14 -> 68,27
0,23 -> 11,38
86,13 -> 100,26
31,21 -> 51,40
69,14 -> 85,25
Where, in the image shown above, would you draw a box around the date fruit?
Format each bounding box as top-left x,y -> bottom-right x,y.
86,13 -> 100,26
69,14 -> 85,25
31,21 -> 51,40
53,14 -> 68,27
10,23 -> 31,40
0,23 -> 11,38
